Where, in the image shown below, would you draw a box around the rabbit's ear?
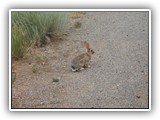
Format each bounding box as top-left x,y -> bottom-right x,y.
83,41 -> 90,49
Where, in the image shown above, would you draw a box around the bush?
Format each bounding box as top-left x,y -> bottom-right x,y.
11,11 -> 70,59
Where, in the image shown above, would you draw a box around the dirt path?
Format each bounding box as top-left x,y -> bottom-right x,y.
12,12 -> 149,108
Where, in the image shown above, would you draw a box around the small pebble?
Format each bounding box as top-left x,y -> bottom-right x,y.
52,77 -> 60,82
136,96 -> 141,99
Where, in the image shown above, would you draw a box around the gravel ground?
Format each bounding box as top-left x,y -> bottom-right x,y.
12,11 -> 149,109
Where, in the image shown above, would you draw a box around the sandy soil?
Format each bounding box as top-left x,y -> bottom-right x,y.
12,11 -> 149,109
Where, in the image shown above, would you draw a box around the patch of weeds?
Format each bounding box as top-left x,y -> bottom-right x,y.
74,22 -> 81,29
31,64 -> 38,73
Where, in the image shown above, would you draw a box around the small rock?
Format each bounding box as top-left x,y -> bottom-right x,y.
52,77 -> 60,82
136,96 -> 141,99
40,102 -> 44,105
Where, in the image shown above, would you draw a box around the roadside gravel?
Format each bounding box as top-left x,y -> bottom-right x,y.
12,11 -> 149,109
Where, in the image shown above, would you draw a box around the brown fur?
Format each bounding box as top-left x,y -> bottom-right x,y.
71,41 -> 94,71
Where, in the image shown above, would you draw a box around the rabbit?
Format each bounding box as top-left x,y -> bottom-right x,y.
71,41 -> 94,72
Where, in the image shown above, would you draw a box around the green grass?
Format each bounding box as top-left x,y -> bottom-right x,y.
12,12 -> 70,60
12,24 -> 27,59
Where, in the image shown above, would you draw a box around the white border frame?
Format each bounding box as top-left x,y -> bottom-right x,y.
9,9 -> 151,111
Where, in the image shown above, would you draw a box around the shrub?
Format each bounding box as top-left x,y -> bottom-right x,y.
11,11 -> 70,59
